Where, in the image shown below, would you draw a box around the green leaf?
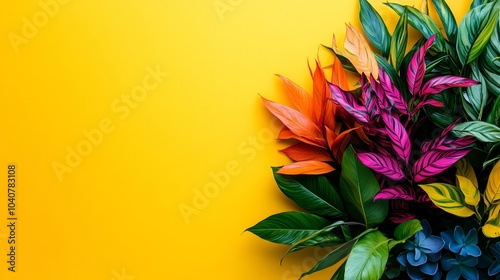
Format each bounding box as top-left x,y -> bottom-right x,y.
322,45 -> 358,72
299,228 -> 375,279
359,0 -> 391,57
486,95 -> 500,125
340,146 -> 388,228
419,183 -> 475,217
462,64 -> 488,120
390,9 -> 408,71
456,175 -> 480,206
246,212 -> 332,245
456,1 -> 500,66
431,0 -> 458,44
331,262 -> 346,280
385,3 -> 445,51
375,53 -> 410,102
478,6 -> 500,96
452,121 -> 500,142
344,231 -> 389,280
272,167 -> 346,218
394,219 -> 423,242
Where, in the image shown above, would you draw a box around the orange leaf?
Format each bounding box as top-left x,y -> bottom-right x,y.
261,96 -> 325,147
280,143 -> 332,162
311,61 -> 328,127
331,54 -> 349,91
278,127 -> 326,148
324,99 -> 337,132
276,74 -> 314,120
354,122 -> 371,144
326,126 -> 357,162
343,24 -> 379,79
277,160 -> 335,175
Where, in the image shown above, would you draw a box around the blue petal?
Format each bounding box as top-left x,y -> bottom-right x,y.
398,252 -> 409,266
462,245 -> 481,257
492,243 -> 500,259
489,261 -> 500,276
421,219 -> 431,237
446,267 -> 461,280
408,251 -> 427,266
461,266 -> 479,280
441,231 -> 454,249
458,255 -> 478,267
453,226 -> 465,243
428,252 -> 442,262
407,266 -> 426,280
420,235 -> 445,253
464,228 -> 478,245
449,240 -> 462,254
420,261 -> 438,275
442,255 -> 458,271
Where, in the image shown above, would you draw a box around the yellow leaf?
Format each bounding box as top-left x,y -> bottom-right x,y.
483,204 -> 500,238
485,160 -> 500,205
456,175 -> 480,206
455,159 -> 478,187
420,0 -> 428,14
344,24 -> 379,79
419,183 -> 474,218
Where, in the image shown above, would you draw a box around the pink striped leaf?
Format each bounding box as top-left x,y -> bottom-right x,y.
407,35 -> 435,95
362,76 -> 379,117
382,113 -> 411,163
374,185 -> 415,201
421,75 -> 480,95
379,69 -> 408,115
357,152 -> 405,180
413,149 -> 472,182
328,82 -> 370,123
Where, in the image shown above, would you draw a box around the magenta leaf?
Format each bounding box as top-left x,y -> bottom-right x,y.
357,152 -> 405,180
374,185 -> 415,201
389,211 -> 417,223
382,113 -> 411,163
412,149 -> 472,182
420,124 -> 475,154
407,35 -> 435,95
421,75 -> 480,95
361,76 -> 379,118
378,69 -> 408,115
328,83 -> 370,123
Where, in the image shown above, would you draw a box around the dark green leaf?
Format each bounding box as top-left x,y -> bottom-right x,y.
431,0 -> 458,44
359,0 -> 391,57
478,5 -> 500,96
330,261 -> 346,280
462,64 -> 488,120
486,95 -> 500,125
390,9 -> 408,71
452,121 -> 500,143
246,212 -> 332,245
456,1 -> 500,66
344,231 -> 390,280
272,167 -> 346,218
299,228 -> 375,279
322,45 -> 357,72
340,146 -> 388,228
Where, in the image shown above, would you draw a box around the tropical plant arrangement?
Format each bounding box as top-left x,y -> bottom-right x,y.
246,0 -> 500,279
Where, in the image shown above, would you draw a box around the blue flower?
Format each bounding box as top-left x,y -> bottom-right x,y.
441,226 -> 481,257
488,242 -> 500,278
441,254 -> 479,280
397,220 -> 445,279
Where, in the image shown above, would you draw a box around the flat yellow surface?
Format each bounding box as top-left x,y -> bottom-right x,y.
0,1 -> 469,279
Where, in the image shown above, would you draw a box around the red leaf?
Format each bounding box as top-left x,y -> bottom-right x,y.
279,144 -> 332,162
277,161 -> 335,175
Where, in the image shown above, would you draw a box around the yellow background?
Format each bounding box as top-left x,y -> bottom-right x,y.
0,1 -> 469,279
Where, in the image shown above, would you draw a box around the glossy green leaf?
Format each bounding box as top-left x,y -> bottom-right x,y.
299,228 -> 375,279
272,167 -> 346,218
486,95 -> 500,125
340,146 -> 388,228
462,64 -> 488,120
393,219 -> 423,242
478,7 -> 500,96
390,9 -> 408,70
359,0 -> 391,57
331,262 -> 346,280
246,212 -> 332,245
457,1 -> 499,66
452,121 -> 500,142
431,0 -> 458,44
344,231 -> 389,280
419,183 -> 475,217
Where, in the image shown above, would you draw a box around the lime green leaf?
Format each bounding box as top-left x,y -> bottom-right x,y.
390,9 -> 408,71
419,183 -> 475,217
486,95 -> 500,125
246,212 -> 332,245
431,0 -> 458,44
299,228 -> 375,279
456,175 -> 480,206
344,231 -> 389,280
340,146 -> 388,228
359,0 -> 391,57
452,121 -> 500,142
486,160 -> 500,204
394,219 -> 423,241
456,2 -> 500,65
272,167 -> 346,218
455,159 -> 479,187
483,204 -> 500,238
